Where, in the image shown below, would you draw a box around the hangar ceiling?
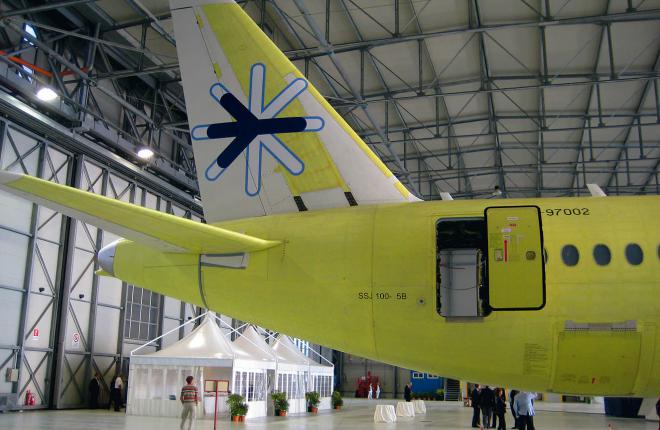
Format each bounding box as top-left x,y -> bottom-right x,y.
0,0 -> 658,200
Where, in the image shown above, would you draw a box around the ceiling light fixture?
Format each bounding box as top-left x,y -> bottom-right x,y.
36,87 -> 58,101
137,147 -> 154,160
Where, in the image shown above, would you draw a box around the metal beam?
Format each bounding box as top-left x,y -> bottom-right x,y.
291,0 -> 420,196
406,0 -> 472,195
284,8 -> 660,61
337,0 -> 442,196
328,73 -> 659,113
91,63 -> 179,81
0,90 -> 200,207
569,4 -> 610,194
123,0 -> 176,46
357,113 -> 660,141
472,0 -> 507,195
1,19 -> 155,124
0,0 -> 96,18
604,51 -> 659,191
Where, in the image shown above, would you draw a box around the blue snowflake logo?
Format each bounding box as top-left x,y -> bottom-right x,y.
191,63 -> 324,196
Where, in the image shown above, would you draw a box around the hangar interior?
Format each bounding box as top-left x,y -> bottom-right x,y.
0,0 -> 658,427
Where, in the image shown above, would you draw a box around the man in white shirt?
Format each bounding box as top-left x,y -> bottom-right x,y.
113,375 -> 124,412
513,391 -> 537,430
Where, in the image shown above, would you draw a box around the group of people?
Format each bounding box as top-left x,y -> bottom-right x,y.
87,372 -> 124,412
470,384 -> 537,430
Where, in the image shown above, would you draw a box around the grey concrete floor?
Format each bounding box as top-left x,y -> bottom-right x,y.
0,399 -> 655,429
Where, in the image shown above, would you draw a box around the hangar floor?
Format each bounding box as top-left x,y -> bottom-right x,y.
0,399 -> 655,429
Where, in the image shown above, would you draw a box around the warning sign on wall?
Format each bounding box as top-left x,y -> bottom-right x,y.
72,332 -> 80,348
32,328 -> 39,341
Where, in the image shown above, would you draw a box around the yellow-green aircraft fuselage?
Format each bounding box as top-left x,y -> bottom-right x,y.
109,195 -> 659,397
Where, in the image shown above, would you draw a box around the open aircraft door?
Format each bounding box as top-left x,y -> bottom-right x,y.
485,206 -> 546,311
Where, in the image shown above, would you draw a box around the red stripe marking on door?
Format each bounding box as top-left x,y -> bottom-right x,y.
504,239 -> 508,262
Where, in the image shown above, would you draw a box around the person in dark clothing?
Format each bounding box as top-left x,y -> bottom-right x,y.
403,382 -> 412,402
88,372 -> 100,409
494,388 -> 507,430
492,388 -> 506,429
108,375 -> 116,410
479,386 -> 496,428
509,389 -> 519,429
470,384 -> 481,428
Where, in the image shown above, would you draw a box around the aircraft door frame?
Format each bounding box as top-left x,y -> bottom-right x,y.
484,205 -> 546,311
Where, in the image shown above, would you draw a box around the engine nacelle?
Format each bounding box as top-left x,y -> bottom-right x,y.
97,239 -> 202,305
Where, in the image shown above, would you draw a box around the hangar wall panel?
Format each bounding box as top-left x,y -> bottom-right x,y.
0,123 -> 71,409
0,118 -> 203,410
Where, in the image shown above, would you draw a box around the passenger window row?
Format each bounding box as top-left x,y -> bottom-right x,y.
557,243 -> 649,267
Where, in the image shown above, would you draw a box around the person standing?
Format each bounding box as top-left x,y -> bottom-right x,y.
108,375 -> 116,410
368,384 -> 373,399
180,375 -> 199,430
513,391 -> 537,430
470,384 -> 481,428
376,383 -> 381,399
404,382 -> 412,402
112,374 -> 123,412
509,390 -> 519,429
88,372 -> 100,409
479,385 -> 496,428
494,388 -> 507,430
492,388 -> 506,429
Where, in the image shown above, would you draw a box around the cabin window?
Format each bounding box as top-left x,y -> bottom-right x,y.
625,244 -> 643,265
412,372 -> 424,379
561,245 -> 579,266
593,244 -> 611,266
436,218 -> 487,318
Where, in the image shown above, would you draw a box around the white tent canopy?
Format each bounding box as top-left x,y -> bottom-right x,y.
126,313 -> 276,419
127,314 -> 235,417
269,335 -> 334,413
230,326 -> 277,417
131,314 -> 234,366
126,313 -> 332,418
270,335 -> 312,414
232,325 -> 277,370
309,357 -> 334,410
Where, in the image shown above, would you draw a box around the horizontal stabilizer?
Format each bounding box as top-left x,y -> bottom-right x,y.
0,171 -> 280,254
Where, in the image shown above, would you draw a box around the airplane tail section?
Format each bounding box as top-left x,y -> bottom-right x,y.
170,0 -> 418,222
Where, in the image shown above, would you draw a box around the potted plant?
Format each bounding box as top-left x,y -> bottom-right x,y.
331,391 -> 343,410
237,402 -> 248,422
271,391 -> 289,416
305,391 -> 320,413
436,388 -> 445,401
227,394 -> 246,422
